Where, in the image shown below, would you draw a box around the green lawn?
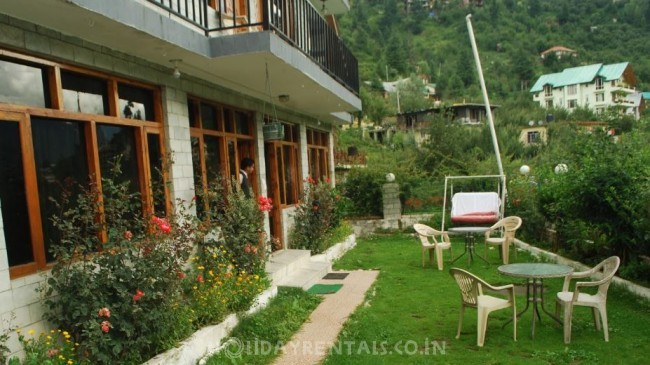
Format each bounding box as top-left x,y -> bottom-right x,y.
323,233 -> 650,365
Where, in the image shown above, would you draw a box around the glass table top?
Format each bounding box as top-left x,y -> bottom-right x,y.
498,263 -> 574,279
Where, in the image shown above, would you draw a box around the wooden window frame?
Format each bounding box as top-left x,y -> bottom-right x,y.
306,128 -> 330,182
188,96 -> 255,213
0,49 -> 166,278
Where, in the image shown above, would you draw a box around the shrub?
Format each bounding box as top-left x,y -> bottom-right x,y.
338,169 -> 383,217
290,178 -> 344,254
43,162 -> 196,364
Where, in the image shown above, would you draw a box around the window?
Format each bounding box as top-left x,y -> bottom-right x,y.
567,85 -> 577,95
188,97 -> 255,216
595,93 -> 605,102
595,77 -> 604,90
307,129 -> 330,182
61,71 -> 109,115
266,123 -> 300,206
568,99 -> 577,108
527,131 -> 541,143
0,50 -> 164,278
0,57 -> 50,108
546,100 -> 553,108
544,85 -> 553,97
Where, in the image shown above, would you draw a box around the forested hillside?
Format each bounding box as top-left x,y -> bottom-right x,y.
338,0 -> 650,120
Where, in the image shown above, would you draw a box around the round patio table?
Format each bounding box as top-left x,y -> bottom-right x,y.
448,226 -> 490,267
498,263 -> 574,339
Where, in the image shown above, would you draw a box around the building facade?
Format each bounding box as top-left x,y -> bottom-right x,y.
0,0 -> 360,352
530,62 -> 639,118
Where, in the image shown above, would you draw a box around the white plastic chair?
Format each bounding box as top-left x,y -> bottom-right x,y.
484,216 -> 522,264
449,268 -> 517,347
555,256 -> 620,344
413,223 -> 453,270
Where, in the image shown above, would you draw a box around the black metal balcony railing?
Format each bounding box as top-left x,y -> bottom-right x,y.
147,0 -> 359,95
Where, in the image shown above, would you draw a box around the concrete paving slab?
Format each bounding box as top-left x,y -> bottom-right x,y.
272,270 -> 380,365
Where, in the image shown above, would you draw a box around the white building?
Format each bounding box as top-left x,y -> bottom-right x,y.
530,62 -> 640,119
0,0 -> 360,356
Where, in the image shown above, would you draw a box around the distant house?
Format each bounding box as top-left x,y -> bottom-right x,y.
395,103 -> 498,145
380,76 -> 438,102
519,124 -> 548,145
530,62 -> 639,119
519,120 -> 615,146
540,46 -> 577,59
642,92 -> 650,111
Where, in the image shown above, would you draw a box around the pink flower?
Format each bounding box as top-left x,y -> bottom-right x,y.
123,230 -> 133,240
152,216 -> 172,234
98,307 -> 111,318
100,321 -> 111,333
133,290 -> 144,301
196,274 -> 204,283
47,348 -> 60,357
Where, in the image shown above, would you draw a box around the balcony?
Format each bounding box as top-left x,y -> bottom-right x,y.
0,0 -> 360,124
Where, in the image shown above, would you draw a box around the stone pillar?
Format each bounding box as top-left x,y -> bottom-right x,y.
382,182 -> 401,220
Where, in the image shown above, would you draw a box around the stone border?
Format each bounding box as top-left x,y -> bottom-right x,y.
514,239 -> 650,301
311,233 -> 357,263
144,286 -> 278,365
144,234 -> 358,365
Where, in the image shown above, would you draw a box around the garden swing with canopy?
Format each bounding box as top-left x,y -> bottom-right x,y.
440,14 -> 507,233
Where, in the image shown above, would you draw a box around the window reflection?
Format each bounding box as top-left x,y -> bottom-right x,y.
118,83 -> 154,121
0,121 -> 33,266
96,124 -> 140,194
61,71 -> 108,115
0,58 -> 48,107
31,118 -> 89,262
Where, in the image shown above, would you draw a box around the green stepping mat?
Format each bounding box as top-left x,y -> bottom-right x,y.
307,284 -> 343,294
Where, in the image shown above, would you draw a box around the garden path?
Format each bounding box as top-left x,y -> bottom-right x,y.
272,270 -> 379,365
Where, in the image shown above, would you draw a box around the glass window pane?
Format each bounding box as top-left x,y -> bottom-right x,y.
188,99 -> 200,128
0,121 -> 33,266
118,83 -> 155,121
147,133 -> 166,215
276,146 -> 285,203
96,124 -> 140,195
61,71 -> 109,115
0,57 -> 49,108
227,140 -> 237,184
224,108 -> 234,133
191,137 -> 205,218
283,145 -> 296,204
200,103 -> 218,130
235,111 -> 250,135
32,118 -> 89,262
204,136 -> 223,183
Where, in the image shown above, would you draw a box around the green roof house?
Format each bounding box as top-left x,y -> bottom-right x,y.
530,62 -> 640,119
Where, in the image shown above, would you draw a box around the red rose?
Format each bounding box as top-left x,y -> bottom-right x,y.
133,290 -> 144,301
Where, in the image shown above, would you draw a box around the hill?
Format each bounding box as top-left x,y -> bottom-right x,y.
338,0 -> 650,119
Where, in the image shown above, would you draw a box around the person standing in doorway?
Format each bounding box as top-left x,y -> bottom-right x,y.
239,157 -> 255,198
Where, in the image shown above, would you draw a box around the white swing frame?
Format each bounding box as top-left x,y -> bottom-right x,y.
441,174 -> 506,231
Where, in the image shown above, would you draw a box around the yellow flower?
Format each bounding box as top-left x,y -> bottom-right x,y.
28,329 -> 35,335
68,360 -> 74,365
197,266 -> 205,270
